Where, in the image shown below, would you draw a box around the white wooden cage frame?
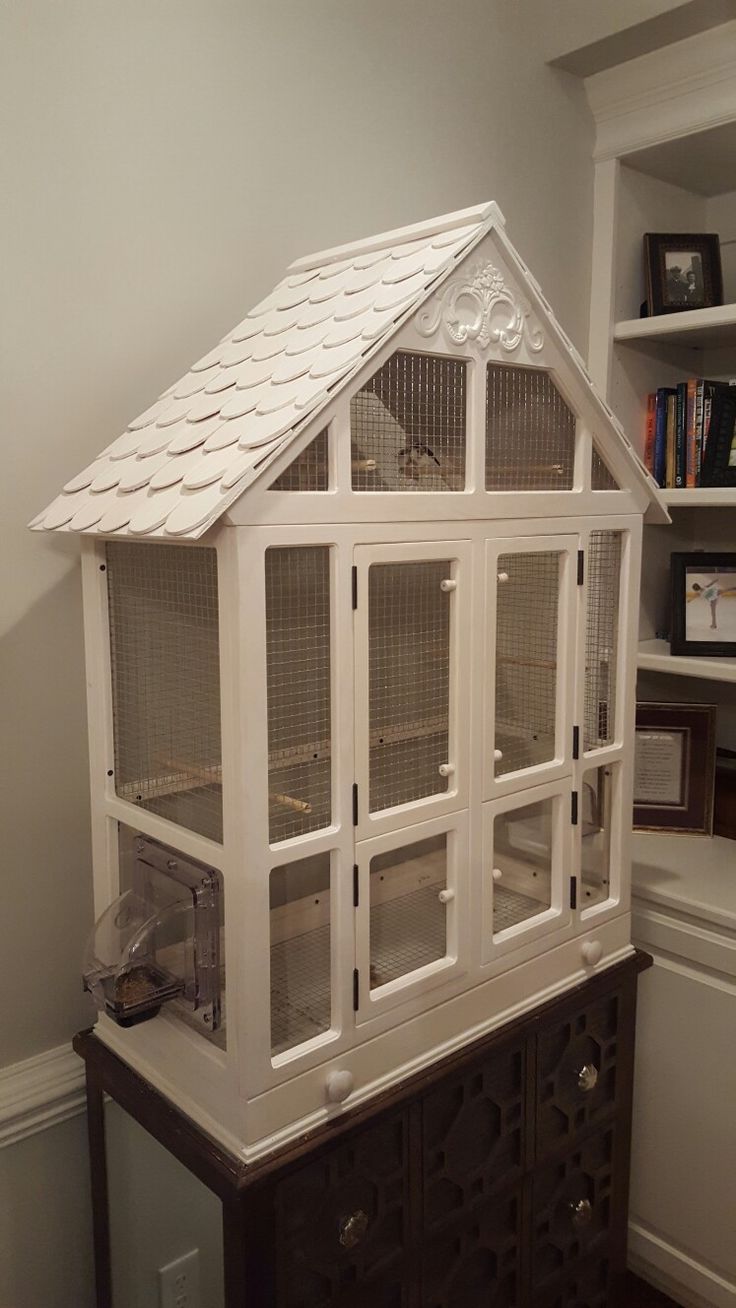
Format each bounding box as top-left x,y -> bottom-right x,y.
58,207 -> 657,1160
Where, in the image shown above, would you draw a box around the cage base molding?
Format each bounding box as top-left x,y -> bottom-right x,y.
33,202 -> 661,1165
94,917 -> 634,1161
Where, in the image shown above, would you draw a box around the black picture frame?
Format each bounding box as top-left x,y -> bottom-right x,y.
633,702 -> 716,834
670,552 -> 736,656
700,385 -> 736,487
643,232 -> 723,316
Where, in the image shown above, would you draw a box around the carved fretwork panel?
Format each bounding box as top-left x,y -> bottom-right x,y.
536,992 -> 621,1159
422,1190 -> 522,1308
422,1042 -> 525,1231
531,1128 -> 616,1293
274,1114 -> 408,1307
534,1249 -> 614,1308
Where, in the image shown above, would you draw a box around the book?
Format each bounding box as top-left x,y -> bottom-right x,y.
674,381 -> 687,488
665,392 -> 677,487
685,377 -> 698,487
653,387 -> 673,487
643,392 -> 656,473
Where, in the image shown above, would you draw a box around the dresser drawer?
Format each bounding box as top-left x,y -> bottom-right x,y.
532,1246 -> 616,1307
421,1189 -> 522,1308
530,1125 -> 616,1294
422,1039 -> 525,1231
274,1113 -> 409,1308
535,988 -> 624,1160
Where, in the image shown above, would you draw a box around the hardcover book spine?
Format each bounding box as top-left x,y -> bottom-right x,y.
665,392 -> 676,487
674,382 -> 687,489
686,378 -> 697,487
653,388 -> 670,487
695,379 -> 705,486
643,393 -> 656,473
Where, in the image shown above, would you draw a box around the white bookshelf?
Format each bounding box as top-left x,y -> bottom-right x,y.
614,301 -> 736,349
637,638 -> 736,682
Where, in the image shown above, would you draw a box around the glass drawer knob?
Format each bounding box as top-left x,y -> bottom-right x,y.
338,1209 -> 369,1249
438,888 -> 455,904
497,571 -> 509,583
440,578 -> 456,592
576,1063 -> 598,1092
569,1198 -> 593,1229
438,762 -> 454,777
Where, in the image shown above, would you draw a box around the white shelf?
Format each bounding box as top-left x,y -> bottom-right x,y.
632,832 -> 736,934
659,488 -> 736,506
614,302 -> 736,350
637,638 -> 736,683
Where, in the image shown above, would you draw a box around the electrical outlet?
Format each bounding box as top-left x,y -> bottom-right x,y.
158,1249 -> 200,1308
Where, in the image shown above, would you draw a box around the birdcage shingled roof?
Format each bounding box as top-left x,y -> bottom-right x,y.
31,201 -> 665,538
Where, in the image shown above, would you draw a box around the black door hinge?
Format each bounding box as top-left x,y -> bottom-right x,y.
577,550 -> 585,586
353,864 -> 359,908
352,566 -> 358,609
352,783 -> 359,826
570,876 -> 578,910
571,790 -> 579,825
572,725 -> 580,760
352,968 -> 360,1011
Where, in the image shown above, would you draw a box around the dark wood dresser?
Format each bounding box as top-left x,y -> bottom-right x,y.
75,950 -> 651,1308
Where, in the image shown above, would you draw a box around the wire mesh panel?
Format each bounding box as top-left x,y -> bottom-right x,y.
591,445 -> 620,490
492,798 -> 553,935
270,853 -> 331,1056
494,552 -> 561,777
350,351 -> 466,491
486,364 -> 576,490
368,561 -> 450,813
580,765 -> 614,910
369,835 -> 447,988
106,543 -> 223,842
266,547 -> 332,843
268,428 -> 329,492
584,532 -> 622,750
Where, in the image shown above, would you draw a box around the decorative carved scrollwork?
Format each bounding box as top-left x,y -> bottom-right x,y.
417,261 -> 544,354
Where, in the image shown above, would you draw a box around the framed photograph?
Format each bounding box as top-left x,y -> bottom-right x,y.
670,552 -> 736,656
634,703 -> 716,834
643,232 -> 723,316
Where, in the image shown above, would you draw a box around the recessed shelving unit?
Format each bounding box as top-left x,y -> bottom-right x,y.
614,302 -> 736,349
658,487 -> 736,506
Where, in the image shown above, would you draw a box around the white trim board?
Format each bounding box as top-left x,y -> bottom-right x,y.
629,1220 -> 736,1308
0,1043 -> 86,1149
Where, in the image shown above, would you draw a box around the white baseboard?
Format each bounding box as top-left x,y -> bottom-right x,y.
0,1043 -> 86,1149
629,1220 -> 736,1308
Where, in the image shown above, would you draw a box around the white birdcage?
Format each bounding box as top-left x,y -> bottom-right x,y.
32,202 -> 666,1160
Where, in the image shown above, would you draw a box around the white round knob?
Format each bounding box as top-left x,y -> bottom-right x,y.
440,578 -> 456,592
497,571 -> 509,583
581,940 -> 603,967
438,762 -> 455,777
438,888 -> 455,904
492,867 -> 503,882
325,1070 -> 354,1104
494,749 -> 504,762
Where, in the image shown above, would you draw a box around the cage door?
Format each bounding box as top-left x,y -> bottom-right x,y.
484,535 -> 578,800
353,541 -> 470,841
354,813 -> 467,1025
481,781 -> 573,965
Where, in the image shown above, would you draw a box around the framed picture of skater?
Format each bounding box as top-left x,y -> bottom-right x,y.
670,552 -> 736,657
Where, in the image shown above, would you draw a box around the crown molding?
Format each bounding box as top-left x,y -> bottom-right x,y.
585,20 -> 736,159
0,1044 -> 86,1149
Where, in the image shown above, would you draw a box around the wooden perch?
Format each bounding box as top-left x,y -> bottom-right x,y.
269,791 -> 313,814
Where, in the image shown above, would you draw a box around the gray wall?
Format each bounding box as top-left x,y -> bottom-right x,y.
0,3 -> 596,1304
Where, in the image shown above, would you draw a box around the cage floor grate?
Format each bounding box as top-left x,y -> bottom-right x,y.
270,884 -> 548,1055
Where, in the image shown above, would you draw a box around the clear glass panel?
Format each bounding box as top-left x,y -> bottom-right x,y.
106,543 -> 222,842
591,444 -> 620,490
369,560 -> 451,812
492,798 -> 553,935
581,766 -> 614,909
265,547 -> 331,842
268,428 -> 329,491
351,351 -> 466,491
369,835 -> 447,988
495,552 -> 560,777
486,365 -> 575,490
585,532 -> 622,750
270,853 -> 331,1055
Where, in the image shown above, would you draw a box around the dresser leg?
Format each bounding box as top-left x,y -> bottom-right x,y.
85,1067 -> 113,1308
